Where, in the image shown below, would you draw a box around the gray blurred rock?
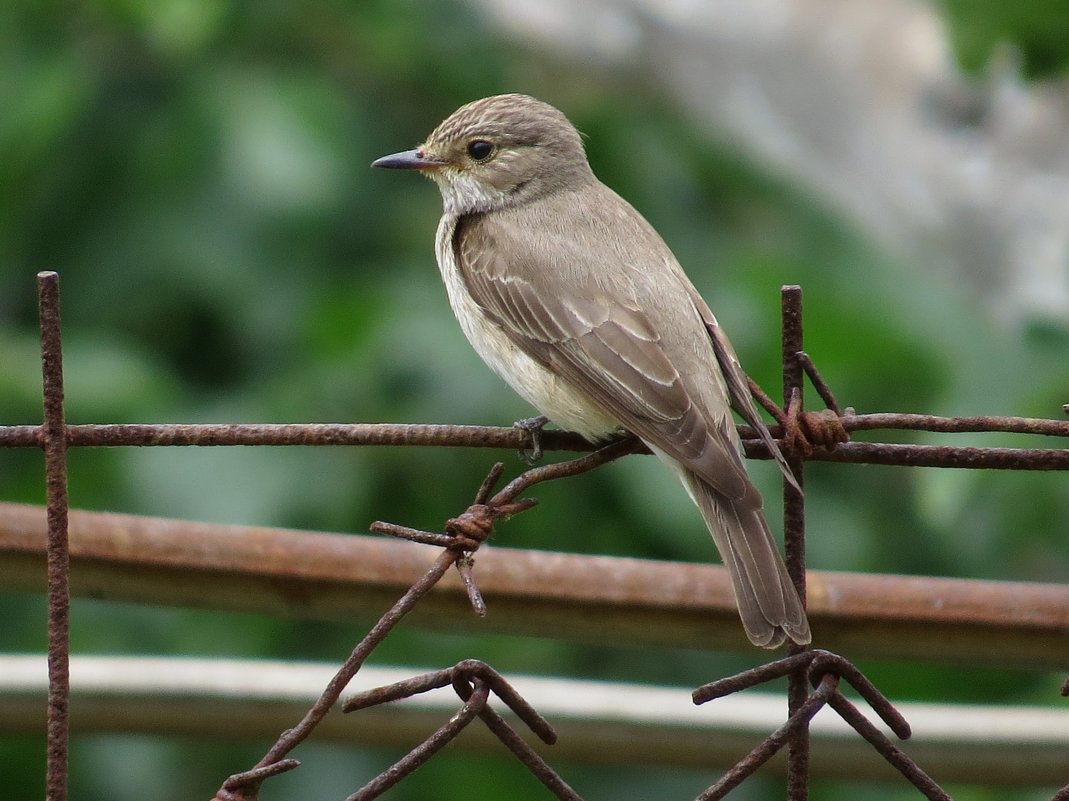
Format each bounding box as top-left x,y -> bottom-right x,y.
471,0 -> 1069,324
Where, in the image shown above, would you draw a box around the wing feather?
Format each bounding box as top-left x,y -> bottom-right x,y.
454,211 -> 757,504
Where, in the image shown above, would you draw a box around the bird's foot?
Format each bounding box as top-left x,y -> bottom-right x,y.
513,415 -> 549,464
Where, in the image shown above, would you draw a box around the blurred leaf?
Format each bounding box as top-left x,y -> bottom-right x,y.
941,0 -> 1069,77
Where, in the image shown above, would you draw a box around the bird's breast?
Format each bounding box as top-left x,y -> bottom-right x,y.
433,214 -> 618,440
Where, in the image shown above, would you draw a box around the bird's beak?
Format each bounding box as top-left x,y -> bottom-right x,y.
371,148 -> 445,171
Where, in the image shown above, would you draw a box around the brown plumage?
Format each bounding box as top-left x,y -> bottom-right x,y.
373,94 -> 810,647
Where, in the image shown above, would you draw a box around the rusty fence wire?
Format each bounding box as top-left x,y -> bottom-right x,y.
1,272 -> 1068,801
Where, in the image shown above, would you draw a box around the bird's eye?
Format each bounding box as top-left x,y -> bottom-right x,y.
466,140 -> 494,162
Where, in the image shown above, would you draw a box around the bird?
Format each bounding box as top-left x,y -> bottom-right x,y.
372,93 -> 810,647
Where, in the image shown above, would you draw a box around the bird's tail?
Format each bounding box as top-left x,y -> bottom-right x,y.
685,471 -> 811,648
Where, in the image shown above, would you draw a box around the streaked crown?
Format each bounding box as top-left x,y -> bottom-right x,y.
418,94 -> 595,214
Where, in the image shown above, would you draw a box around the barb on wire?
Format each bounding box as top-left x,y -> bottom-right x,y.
347,679 -> 492,801
370,437 -> 643,614
221,760 -> 300,789
214,439 -> 639,801
213,545 -> 462,801
343,659 -> 555,741
371,437 -> 645,552
692,649 -> 948,800
341,660 -> 580,801
454,555 -> 486,617
696,673 -> 839,801
745,369 -> 850,461
796,351 -> 842,415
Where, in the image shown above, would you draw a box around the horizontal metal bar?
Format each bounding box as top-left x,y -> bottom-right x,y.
0,503 -> 1065,668
765,441 -> 1069,470
0,423 -> 589,450
1,422 -> 1065,470
0,655 -> 1065,787
838,412 -> 1069,438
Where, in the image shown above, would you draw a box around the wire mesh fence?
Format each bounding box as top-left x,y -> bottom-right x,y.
1,272 -> 1067,800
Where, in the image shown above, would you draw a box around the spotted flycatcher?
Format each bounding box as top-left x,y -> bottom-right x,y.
373,94 -> 810,647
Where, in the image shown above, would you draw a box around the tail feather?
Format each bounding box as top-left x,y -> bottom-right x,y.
685,471 -> 811,647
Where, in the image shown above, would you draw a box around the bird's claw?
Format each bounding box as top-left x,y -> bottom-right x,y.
513,415 -> 549,464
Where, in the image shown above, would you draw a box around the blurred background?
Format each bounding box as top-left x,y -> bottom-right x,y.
1,0 -> 1067,799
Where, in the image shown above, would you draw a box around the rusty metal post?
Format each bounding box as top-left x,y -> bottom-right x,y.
781,285 -> 809,800
37,272 -> 70,801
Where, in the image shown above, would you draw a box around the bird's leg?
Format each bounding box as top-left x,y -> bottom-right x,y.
513,415 -> 549,464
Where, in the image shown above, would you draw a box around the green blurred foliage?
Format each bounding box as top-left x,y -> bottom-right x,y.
0,2 -> 1066,800
940,0 -> 1069,77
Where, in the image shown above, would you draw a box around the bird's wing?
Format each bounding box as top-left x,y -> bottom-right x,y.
689,294 -> 801,494
453,211 -> 758,505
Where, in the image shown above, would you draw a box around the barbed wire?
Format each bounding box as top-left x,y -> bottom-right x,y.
2,411 -> 1067,451
7,273 -> 1068,801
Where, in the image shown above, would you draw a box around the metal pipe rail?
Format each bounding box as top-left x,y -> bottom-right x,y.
0,502 -> 1065,669
1,655 -> 1066,788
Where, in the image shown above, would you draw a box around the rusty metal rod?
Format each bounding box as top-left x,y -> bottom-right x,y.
9,273 -> 1064,801
806,652 -> 910,740
836,413 -> 1069,437
1,502 -> 1064,668
696,673 -> 838,801
8,415 -> 1067,448
781,285 -> 810,801
220,546 -> 460,799
344,680 -> 491,801
215,438 -> 643,799
0,422 -> 591,451
344,660 -> 583,800
827,690 -> 950,801
2,422 -> 1064,471
762,441 -> 1069,470
474,701 -> 584,800
37,272 -> 70,801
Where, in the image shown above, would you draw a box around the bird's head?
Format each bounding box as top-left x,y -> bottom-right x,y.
372,94 -> 593,215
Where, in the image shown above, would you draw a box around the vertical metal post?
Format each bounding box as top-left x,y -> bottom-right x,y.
781,285 -> 809,800
38,271 -> 70,801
